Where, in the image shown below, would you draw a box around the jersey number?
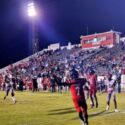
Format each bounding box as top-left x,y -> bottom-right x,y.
76,87 -> 80,95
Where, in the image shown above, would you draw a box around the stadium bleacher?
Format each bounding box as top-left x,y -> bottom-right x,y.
0,41 -> 125,91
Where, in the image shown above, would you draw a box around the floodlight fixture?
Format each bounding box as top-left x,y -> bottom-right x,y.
27,2 -> 37,17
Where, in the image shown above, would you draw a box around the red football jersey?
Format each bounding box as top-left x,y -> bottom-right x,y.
87,74 -> 97,88
69,78 -> 86,99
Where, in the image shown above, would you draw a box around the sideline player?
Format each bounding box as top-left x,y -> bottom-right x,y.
3,74 -> 16,104
67,68 -> 89,125
87,68 -> 98,108
104,73 -> 118,112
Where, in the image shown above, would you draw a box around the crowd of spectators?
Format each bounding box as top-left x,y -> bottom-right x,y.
0,42 -> 125,92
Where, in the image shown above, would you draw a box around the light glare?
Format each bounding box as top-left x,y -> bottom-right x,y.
27,2 -> 37,17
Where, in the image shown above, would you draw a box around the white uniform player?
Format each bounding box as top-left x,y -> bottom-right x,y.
104,73 -> 118,112
3,74 -> 16,103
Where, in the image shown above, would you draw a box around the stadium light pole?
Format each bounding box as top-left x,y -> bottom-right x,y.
27,1 -> 39,54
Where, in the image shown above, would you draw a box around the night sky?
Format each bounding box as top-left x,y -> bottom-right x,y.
0,0 -> 125,68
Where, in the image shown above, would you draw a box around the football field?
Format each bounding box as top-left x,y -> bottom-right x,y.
0,91 -> 125,125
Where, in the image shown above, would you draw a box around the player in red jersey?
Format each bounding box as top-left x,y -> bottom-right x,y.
87,68 -> 98,108
68,68 -> 89,125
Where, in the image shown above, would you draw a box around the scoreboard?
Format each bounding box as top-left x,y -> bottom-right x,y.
80,30 -> 121,49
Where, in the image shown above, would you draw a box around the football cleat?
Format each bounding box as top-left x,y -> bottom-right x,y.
83,122 -> 88,125
96,103 -> 98,108
13,100 -> 17,104
114,109 -> 118,112
106,105 -> 109,111
3,96 -> 6,100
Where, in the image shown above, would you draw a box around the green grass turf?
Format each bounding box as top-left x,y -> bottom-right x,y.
0,91 -> 125,125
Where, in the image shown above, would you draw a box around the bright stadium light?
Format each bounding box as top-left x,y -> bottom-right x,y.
27,1 -> 39,54
27,2 -> 37,17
